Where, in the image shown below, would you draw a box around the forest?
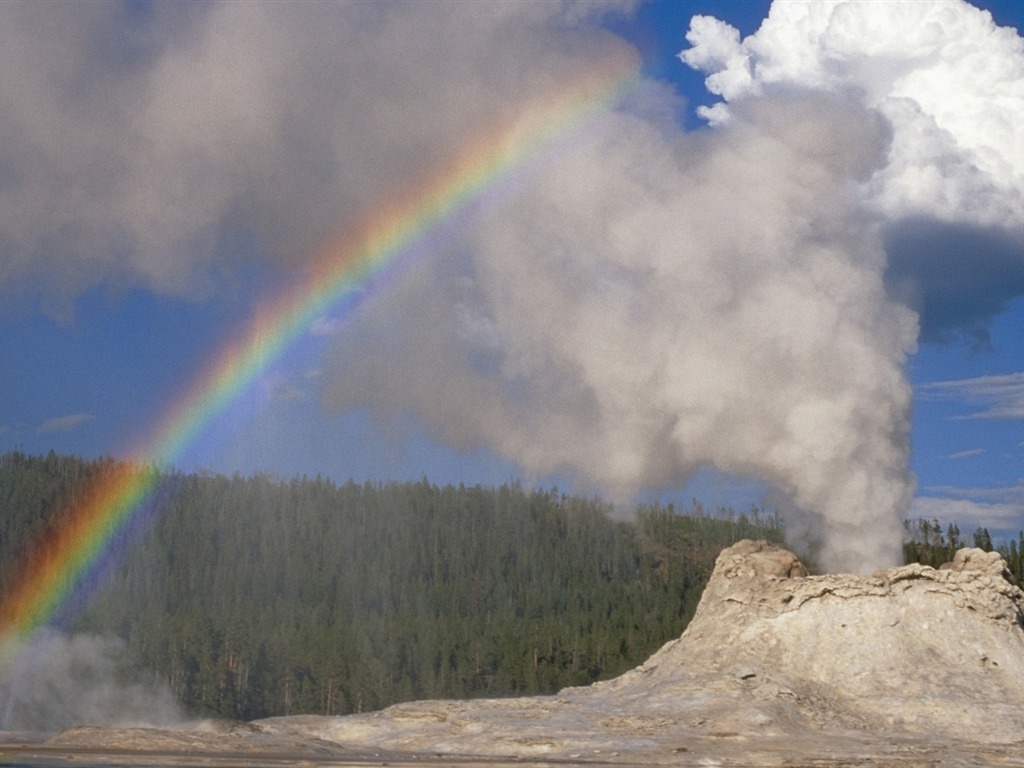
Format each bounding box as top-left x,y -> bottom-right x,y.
902,516 -> 1024,579
0,451 -> 1018,721
0,451 -> 783,720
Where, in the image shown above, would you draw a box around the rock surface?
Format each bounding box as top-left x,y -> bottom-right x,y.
46,541 -> 1024,765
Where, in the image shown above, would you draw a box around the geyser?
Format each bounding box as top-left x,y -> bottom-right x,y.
322,0 -> 1024,573
43,540 -> 1024,766
283,540 -> 1024,753
324,92 -> 917,574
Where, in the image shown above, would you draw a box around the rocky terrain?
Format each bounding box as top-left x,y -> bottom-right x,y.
21,540 -> 1024,766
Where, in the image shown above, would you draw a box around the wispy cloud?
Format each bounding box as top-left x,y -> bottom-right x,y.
258,372 -> 308,404
912,479 -> 1024,538
918,372 -> 1024,419
909,495 -> 1022,535
310,317 -> 346,338
921,481 -> 1024,504
37,413 -> 95,434
945,448 -> 986,460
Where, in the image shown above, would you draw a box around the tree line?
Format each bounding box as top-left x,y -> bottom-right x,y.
0,451 -> 782,720
6,451 -> 1014,722
903,517 -> 1024,583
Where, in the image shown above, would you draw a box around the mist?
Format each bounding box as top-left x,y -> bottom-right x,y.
0,630 -> 186,733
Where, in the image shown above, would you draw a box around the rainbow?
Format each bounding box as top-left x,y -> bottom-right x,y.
0,53 -> 639,665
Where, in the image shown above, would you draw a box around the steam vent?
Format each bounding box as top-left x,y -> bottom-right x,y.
53,541 -> 1024,766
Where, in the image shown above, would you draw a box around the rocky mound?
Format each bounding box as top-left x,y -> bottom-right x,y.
594,540 -> 1024,740
51,541 -> 1024,765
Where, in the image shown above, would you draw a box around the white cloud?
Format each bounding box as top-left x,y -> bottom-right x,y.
911,479 -> 1024,537
922,480 -> 1024,504
919,371 -> 1024,419
946,448 -> 986,460
681,0 -> 1024,230
37,413 -> 95,434
909,495 -> 1022,535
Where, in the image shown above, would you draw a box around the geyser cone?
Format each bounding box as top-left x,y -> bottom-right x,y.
608,540 -> 1024,737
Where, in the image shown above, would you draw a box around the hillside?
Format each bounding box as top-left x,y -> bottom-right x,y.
0,451 -> 782,721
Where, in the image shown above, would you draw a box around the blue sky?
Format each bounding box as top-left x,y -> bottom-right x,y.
1,0 -> 1023,557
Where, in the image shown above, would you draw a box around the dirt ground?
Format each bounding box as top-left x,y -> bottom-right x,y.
5,730 -> 1024,768
0,739 -> 560,768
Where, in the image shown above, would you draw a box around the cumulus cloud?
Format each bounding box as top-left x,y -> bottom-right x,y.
884,220 -> 1024,346
682,0 -> 1024,340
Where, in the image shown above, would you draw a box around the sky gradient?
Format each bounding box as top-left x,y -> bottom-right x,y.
1,0 -> 1024,568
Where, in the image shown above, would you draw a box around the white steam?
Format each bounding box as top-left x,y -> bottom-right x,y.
0,630 -> 186,733
323,94 -> 916,573
322,0 -> 1024,573
0,1 -> 636,304
1,1 -> 1023,572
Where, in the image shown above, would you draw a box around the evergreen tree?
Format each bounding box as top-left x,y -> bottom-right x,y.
1,450 -> 784,720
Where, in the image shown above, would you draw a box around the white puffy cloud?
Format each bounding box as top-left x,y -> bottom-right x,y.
681,0 -> 1024,229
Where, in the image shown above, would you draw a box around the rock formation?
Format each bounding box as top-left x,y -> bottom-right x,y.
43,541 -> 1024,766
600,540 -> 1024,739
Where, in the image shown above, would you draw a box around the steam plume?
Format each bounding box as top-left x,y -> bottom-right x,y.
323,94 -> 915,573
0,630 -> 185,732
1,1 -> 1023,572
0,1 -> 636,302
323,0 -> 1024,572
